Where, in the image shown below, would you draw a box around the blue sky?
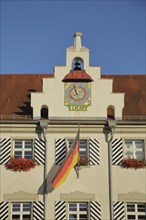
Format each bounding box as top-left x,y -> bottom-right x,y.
1,0 -> 145,74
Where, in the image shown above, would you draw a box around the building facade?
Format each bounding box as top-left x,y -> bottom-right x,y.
0,33 -> 146,220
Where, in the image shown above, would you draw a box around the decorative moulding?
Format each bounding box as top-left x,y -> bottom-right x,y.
60,191 -> 95,201
118,192 -> 146,202
4,191 -> 39,202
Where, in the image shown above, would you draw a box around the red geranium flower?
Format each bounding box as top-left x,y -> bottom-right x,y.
5,157 -> 38,172
121,158 -> 145,169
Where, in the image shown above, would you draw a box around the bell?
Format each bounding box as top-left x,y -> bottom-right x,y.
74,61 -> 81,70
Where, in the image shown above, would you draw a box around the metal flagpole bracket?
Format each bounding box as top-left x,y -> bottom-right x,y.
74,166 -> 79,178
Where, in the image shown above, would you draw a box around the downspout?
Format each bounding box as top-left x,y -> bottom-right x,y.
105,120 -> 117,220
108,135 -> 114,220
40,120 -> 49,220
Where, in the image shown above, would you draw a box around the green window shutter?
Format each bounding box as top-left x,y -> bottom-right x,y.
55,138 -> 67,165
34,138 -> 45,164
0,138 -> 11,165
0,201 -> 9,220
112,138 -> 123,165
113,201 -> 125,220
55,201 -> 66,220
33,201 -> 44,220
89,139 -> 100,165
90,201 -> 101,220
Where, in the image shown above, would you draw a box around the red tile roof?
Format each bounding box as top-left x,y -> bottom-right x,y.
0,74 -> 145,120
62,70 -> 93,82
0,74 -> 53,117
102,75 -> 146,117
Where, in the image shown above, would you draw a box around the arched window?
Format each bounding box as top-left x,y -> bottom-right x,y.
41,105 -> 48,119
107,105 -> 115,119
72,57 -> 84,70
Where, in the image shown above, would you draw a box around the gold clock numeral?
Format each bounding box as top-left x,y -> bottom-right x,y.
68,105 -> 88,111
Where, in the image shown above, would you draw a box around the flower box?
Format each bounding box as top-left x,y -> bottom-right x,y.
5,157 -> 38,172
121,158 -> 145,169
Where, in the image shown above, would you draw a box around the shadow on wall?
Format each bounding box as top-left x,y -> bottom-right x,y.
14,89 -> 36,116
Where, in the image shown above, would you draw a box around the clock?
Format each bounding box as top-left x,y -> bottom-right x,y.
64,83 -> 91,111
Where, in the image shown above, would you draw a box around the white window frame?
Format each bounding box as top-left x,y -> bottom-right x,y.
68,202 -> 89,220
67,139 -> 89,159
126,203 -> 146,220
12,139 -> 34,160
124,140 -> 145,160
11,202 -> 32,220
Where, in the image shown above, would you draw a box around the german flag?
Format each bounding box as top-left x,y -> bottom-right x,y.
46,131 -> 79,193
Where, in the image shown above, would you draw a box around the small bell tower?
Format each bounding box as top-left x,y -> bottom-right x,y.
66,32 -> 90,71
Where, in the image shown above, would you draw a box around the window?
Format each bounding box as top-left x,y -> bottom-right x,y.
13,140 -> 33,159
11,203 -> 31,220
68,139 -> 88,158
68,202 -> 88,220
124,140 -> 144,160
126,203 -> 146,220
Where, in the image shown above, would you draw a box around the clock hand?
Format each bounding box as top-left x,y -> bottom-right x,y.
73,85 -> 78,95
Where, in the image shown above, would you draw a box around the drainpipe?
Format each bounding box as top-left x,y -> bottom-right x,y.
40,120 -> 49,220
106,120 -> 117,220
108,137 -> 113,220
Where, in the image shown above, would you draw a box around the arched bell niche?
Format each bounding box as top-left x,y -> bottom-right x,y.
72,57 -> 84,70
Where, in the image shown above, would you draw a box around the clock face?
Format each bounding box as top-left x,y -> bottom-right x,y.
64,83 -> 91,111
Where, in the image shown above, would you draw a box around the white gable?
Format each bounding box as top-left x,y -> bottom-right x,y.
31,32 -> 124,120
